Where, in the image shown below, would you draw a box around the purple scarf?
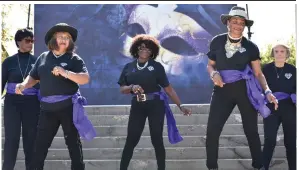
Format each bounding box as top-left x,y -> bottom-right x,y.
7,83 -> 39,96
134,92 -> 183,144
266,92 -> 296,104
40,92 -> 96,141
219,65 -> 271,118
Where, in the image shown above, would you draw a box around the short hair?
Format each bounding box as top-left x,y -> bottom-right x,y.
271,44 -> 290,58
129,34 -> 160,60
14,28 -> 34,47
47,32 -> 76,53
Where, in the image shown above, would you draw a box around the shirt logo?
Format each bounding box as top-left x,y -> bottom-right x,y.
147,66 -> 154,71
285,73 -> 292,79
60,63 -> 68,67
239,47 -> 246,53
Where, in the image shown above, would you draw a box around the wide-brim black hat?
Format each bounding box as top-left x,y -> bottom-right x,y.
220,6 -> 254,27
44,23 -> 78,45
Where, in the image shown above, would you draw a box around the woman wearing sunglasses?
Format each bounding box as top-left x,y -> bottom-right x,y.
262,43 -> 296,170
2,28 -> 40,170
118,34 -> 191,170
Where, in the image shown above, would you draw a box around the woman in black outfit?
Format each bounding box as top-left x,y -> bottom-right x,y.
262,43 -> 296,170
15,23 -> 95,170
118,34 -> 191,170
2,28 -> 40,170
205,6 -> 278,170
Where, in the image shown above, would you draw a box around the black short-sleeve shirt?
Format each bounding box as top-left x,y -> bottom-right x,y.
262,62 -> 296,95
29,51 -> 88,111
2,51 -> 39,94
118,59 -> 170,93
207,33 -> 261,71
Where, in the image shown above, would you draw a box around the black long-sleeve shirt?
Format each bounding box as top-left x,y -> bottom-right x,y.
2,51 -> 39,94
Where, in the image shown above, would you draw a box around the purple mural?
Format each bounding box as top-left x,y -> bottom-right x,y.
34,4 -> 235,105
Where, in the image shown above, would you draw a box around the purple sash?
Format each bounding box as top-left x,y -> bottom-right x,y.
134,92 -> 183,144
7,83 -> 39,96
267,92 -> 296,104
41,92 -> 96,141
219,65 -> 271,118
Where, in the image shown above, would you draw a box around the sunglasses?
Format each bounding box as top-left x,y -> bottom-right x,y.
24,39 -> 34,44
138,46 -> 152,53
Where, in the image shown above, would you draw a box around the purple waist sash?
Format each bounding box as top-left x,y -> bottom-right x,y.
267,92 -> 296,104
7,83 -> 39,96
41,92 -> 96,141
219,65 -> 271,118
134,92 -> 183,144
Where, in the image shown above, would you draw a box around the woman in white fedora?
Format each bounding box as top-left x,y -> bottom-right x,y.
205,6 -> 277,170
262,43 -> 296,170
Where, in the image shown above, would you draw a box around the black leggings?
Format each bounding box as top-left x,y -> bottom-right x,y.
263,100 -> 296,170
3,95 -> 40,170
206,80 -> 263,169
120,99 -> 166,170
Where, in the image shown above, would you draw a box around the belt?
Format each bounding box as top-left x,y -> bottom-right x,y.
132,94 -> 160,102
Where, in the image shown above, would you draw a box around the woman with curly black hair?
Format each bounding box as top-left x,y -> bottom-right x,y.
118,34 -> 191,170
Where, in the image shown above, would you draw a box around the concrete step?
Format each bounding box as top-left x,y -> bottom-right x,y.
83,104 -> 239,115
2,114 -> 265,127
2,124 -> 283,137
9,146 -> 286,160
3,135 -> 285,149
12,159 -> 288,170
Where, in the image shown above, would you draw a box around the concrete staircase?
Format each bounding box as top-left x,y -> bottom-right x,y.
2,105 -> 287,170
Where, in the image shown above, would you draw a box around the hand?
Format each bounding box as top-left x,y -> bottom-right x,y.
132,85 -> 144,94
180,105 -> 191,116
212,73 -> 225,87
267,93 -> 278,110
15,83 -> 25,95
52,66 -> 66,77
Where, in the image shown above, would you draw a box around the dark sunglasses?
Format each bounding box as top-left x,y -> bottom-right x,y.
24,39 -> 34,44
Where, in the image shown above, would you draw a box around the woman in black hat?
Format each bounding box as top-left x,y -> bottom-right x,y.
15,23 -> 96,170
262,43 -> 296,170
2,28 -> 39,170
118,34 -> 191,170
205,6 -> 278,170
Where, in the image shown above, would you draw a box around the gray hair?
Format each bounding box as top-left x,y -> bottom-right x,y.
271,44 -> 290,58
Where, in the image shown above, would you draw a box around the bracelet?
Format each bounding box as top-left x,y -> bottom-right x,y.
65,70 -> 69,79
265,89 -> 272,95
130,84 -> 134,93
178,104 -> 183,110
210,71 -> 219,79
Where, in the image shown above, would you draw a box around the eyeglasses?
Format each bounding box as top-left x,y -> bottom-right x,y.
275,50 -> 286,53
56,36 -> 71,41
24,39 -> 34,44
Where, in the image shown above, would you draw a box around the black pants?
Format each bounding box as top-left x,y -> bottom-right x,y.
263,99 -> 296,170
206,80 -> 263,169
29,105 -> 84,170
120,99 -> 166,170
3,95 -> 40,170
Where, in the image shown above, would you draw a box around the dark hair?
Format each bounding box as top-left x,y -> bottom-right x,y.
14,28 -> 34,47
47,32 -> 76,53
129,34 -> 160,60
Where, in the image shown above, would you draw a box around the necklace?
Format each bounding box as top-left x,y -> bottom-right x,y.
136,60 -> 148,70
274,65 -> 284,79
225,36 -> 242,58
53,51 -> 66,58
17,54 -> 31,81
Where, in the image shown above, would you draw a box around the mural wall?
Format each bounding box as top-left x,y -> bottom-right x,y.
34,4 -> 235,105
